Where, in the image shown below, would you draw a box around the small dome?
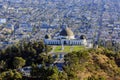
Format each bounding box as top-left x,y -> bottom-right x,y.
60,27 -> 74,36
45,34 -> 51,39
80,35 -> 86,39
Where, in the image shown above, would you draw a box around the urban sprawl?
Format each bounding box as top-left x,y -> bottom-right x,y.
0,0 -> 120,49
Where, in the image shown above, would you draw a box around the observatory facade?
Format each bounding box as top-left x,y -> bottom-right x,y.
44,27 -> 90,46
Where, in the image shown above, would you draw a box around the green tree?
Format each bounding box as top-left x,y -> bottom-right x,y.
64,52 -> 79,66
13,70 -> 22,79
31,64 -> 41,78
0,70 -> 22,80
13,57 -> 26,69
31,64 -> 60,80
59,71 -> 68,80
0,60 -> 6,72
47,66 -> 59,80
0,70 -> 14,80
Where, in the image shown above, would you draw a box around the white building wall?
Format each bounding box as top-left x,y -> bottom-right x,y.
44,39 -> 61,45
44,39 -> 89,46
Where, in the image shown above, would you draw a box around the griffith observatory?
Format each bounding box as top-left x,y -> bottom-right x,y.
44,27 -> 92,47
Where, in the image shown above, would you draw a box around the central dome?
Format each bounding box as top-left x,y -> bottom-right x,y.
59,27 -> 75,39
45,34 -> 51,39
60,27 -> 74,36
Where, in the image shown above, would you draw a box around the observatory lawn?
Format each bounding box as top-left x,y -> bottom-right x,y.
53,45 -> 85,53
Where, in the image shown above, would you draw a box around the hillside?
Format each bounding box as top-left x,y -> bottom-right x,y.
63,48 -> 120,80
0,41 -> 120,80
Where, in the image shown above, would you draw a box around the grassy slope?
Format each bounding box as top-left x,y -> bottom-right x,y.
74,48 -> 120,79
53,46 -> 120,79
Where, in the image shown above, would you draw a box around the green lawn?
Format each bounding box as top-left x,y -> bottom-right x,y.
54,46 -> 62,52
53,45 -> 85,53
73,46 -> 85,52
63,46 -> 71,52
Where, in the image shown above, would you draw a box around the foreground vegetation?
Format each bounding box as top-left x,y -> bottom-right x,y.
64,48 -> 120,80
0,41 -> 54,79
0,40 -> 120,80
